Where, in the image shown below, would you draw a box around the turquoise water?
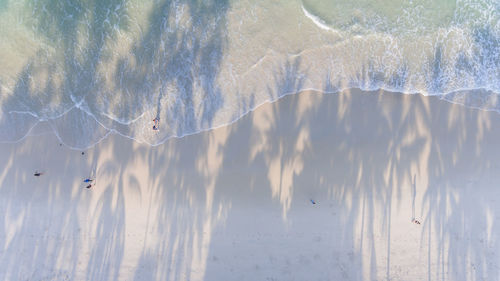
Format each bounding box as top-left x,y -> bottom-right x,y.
303,0 -> 457,33
0,0 -> 498,148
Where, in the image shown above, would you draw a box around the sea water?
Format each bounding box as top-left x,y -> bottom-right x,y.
0,0 -> 498,149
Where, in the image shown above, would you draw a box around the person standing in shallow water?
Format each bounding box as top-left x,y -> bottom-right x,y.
152,118 -> 160,131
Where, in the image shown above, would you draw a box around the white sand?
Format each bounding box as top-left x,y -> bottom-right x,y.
1,89 -> 500,280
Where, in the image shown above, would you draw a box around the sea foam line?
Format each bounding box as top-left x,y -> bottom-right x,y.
301,5 -> 336,32
2,84 -> 499,151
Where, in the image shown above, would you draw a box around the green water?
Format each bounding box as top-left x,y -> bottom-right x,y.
302,0 -> 457,34
0,0 -> 498,148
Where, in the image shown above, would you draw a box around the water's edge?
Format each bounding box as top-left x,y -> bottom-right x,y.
2,87 -> 496,151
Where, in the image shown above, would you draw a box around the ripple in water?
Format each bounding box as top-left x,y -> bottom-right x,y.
0,0 -> 498,149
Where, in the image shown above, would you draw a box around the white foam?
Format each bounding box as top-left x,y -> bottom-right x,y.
301,5 -> 335,32
0,0 -> 499,149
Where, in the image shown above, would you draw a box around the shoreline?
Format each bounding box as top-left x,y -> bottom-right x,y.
7,87 -> 500,151
2,88 -> 500,280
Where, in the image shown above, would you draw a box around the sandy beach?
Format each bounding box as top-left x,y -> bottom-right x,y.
1,89 -> 500,280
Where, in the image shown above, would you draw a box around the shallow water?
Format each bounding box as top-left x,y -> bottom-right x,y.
0,0 -> 498,149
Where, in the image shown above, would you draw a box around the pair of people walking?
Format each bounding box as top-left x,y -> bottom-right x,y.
84,178 -> 94,189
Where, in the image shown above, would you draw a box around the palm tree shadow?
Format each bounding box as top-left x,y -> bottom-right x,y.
1,0 -> 230,280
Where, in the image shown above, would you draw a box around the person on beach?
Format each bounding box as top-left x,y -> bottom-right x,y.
412,218 -> 421,225
85,184 -> 92,189
34,171 -> 43,176
84,178 -> 93,183
153,118 -> 160,131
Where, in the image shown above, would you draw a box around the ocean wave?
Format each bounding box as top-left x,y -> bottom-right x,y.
0,0 -> 498,149
301,5 -> 336,32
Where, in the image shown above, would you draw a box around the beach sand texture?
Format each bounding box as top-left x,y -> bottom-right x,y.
1,89 -> 500,280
